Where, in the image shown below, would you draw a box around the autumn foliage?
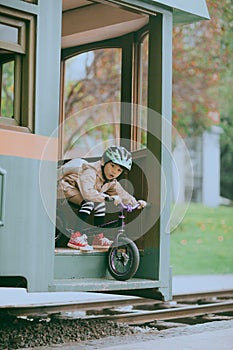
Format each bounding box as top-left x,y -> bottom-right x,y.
172,0 -> 223,136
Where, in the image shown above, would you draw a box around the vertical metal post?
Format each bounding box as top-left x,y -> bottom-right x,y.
120,34 -> 134,150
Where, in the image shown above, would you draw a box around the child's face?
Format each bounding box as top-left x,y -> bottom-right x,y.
104,162 -> 123,180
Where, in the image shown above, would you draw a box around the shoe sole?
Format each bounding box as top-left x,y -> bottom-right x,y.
67,242 -> 94,251
93,245 -> 110,249
67,242 -> 81,249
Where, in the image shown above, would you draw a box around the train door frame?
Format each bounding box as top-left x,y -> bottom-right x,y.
54,4 -> 173,300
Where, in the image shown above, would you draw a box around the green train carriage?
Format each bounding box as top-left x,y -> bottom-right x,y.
0,0 -> 209,300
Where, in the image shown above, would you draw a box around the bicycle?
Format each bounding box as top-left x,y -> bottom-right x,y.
56,198 -> 147,281
106,201 -> 142,281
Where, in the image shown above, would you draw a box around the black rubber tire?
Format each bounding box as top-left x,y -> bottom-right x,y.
107,237 -> 140,281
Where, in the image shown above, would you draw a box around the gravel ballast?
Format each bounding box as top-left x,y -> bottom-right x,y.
0,316 -> 136,349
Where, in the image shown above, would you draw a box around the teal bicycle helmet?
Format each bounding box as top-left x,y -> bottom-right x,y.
102,146 -> 132,171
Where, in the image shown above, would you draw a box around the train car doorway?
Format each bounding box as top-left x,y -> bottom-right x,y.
53,1 -> 171,299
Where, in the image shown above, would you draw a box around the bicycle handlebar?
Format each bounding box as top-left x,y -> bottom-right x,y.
120,203 -> 140,211
105,196 -> 148,212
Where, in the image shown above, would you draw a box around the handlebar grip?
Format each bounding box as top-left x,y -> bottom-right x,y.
121,203 -> 140,211
105,196 -> 114,202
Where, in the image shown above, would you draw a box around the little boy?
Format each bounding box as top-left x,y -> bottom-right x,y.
57,145 -> 146,250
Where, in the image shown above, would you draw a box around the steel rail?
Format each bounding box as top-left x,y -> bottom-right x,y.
1,290 -> 233,318
173,290 -> 233,302
0,296 -> 159,317
95,300 -> 233,324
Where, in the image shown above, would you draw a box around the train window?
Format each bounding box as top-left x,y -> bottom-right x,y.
0,7 -> 35,132
0,57 -> 14,119
62,48 -> 122,158
61,30 -> 149,158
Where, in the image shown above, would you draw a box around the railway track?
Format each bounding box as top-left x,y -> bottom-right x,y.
2,289 -> 233,325
1,290 -> 233,349
92,300 -> 233,325
77,290 -> 233,325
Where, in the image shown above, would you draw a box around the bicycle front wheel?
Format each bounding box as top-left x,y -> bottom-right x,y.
107,237 -> 140,281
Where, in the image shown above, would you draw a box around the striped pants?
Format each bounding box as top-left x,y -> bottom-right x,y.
78,201 -> 106,227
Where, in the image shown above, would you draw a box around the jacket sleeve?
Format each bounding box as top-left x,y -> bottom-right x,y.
110,181 -> 138,205
77,168 -> 107,202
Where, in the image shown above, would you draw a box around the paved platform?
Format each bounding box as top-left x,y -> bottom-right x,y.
92,322 -> 233,350
172,274 -> 233,295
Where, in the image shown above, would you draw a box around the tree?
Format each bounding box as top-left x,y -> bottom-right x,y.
219,1 -> 233,199
172,0 -> 233,200
1,58 -> 14,118
172,0 -> 222,137
63,48 -> 122,157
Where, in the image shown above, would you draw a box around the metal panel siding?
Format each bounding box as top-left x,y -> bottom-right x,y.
35,0 -> 62,136
116,0 -> 209,22
0,0 -> 62,292
159,9 -> 173,296
0,0 -> 39,14
135,248 -> 160,279
149,0 -> 209,19
50,278 -> 161,293
54,254 -> 108,279
0,156 -> 56,292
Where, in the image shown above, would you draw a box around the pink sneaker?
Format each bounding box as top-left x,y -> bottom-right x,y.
92,233 -> 113,249
67,232 -> 93,251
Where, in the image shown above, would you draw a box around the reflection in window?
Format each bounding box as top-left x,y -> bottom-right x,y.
0,8 -> 35,130
0,59 -> 14,118
63,48 -> 122,158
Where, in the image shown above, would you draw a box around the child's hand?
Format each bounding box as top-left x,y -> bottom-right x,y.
111,195 -> 121,206
104,195 -> 121,205
137,200 -> 147,209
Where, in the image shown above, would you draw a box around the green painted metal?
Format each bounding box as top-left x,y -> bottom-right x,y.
54,248 -> 160,281
0,0 -> 39,14
0,156 -> 56,292
153,0 -> 210,21
110,0 -> 210,23
156,9 -> 173,300
0,0 -> 62,292
35,0 -> 62,136
135,248 -> 160,279
50,277 -> 161,293
54,252 -> 108,279
0,0 -> 208,300
146,12 -> 173,295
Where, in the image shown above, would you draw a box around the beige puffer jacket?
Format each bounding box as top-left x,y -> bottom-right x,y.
57,160 -> 138,206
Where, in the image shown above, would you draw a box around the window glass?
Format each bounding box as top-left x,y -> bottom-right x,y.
63,48 -> 122,158
1,59 -> 14,118
0,8 -> 35,131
